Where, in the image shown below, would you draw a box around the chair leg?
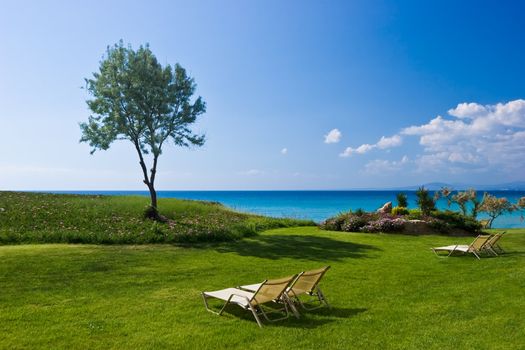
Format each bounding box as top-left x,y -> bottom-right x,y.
282,294 -> 300,319
447,246 -> 458,257
202,293 -> 219,315
248,304 -> 264,328
487,247 -> 498,256
292,288 -> 330,311
201,293 -> 232,316
317,287 -> 331,309
257,302 -> 292,323
494,244 -> 505,254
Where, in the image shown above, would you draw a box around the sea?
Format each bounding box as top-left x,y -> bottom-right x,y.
48,190 -> 525,229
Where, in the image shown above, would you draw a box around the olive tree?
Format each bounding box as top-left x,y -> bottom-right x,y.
479,193 -> 516,228
452,188 -> 481,218
80,42 -> 205,218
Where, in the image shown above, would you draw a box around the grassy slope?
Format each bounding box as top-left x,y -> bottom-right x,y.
0,192 -> 313,243
1,227 -> 523,349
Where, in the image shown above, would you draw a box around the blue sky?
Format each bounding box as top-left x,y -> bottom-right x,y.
1,0 -> 524,190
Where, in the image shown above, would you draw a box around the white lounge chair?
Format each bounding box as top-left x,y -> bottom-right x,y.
240,266 -> 331,312
202,275 -> 296,328
431,235 -> 491,259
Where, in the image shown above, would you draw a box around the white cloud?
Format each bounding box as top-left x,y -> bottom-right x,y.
339,147 -> 353,157
403,99 -> 525,172
339,134 -> 402,157
448,102 -> 487,119
239,169 -> 264,176
377,135 -> 402,149
339,99 -> 525,175
364,155 -> 410,174
324,128 -> 342,143
281,148 -> 288,155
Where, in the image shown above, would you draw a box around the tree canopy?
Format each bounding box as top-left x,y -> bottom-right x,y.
479,193 -> 515,228
80,41 -> 205,217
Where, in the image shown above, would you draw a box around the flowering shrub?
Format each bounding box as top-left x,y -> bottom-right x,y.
359,218 -> 405,233
319,213 -> 348,231
341,216 -> 368,232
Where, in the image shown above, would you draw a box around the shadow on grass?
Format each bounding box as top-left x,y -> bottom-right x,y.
218,305 -> 367,329
213,234 -> 379,261
313,307 -> 367,318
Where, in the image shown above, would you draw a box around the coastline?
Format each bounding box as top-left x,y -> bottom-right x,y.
24,190 -> 525,228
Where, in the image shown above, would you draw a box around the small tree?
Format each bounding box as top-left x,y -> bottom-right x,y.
80,42 -> 206,219
517,197 -> 525,221
434,187 -> 453,207
449,188 -> 481,218
415,186 -> 435,215
479,193 -> 516,228
396,192 -> 408,208
468,189 -> 482,219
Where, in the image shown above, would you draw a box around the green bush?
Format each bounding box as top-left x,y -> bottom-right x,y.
430,210 -> 482,233
407,209 -> 423,220
426,218 -> 450,233
416,186 -> 436,215
391,206 -> 409,216
319,212 -> 349,231
354,208 -> 366,216
396,193 -> 408,208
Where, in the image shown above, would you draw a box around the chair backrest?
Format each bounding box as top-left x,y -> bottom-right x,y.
469,235 -> 491,252
487,233 -> 503,247
252,275 -> 296,305
290,266 -> 330,295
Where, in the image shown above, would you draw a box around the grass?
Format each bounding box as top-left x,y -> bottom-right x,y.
1,227 -> 524,349
0,192 -> 314,244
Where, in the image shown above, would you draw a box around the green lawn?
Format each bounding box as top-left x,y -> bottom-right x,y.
0,192 -> 313,244
1,227 -> 523,349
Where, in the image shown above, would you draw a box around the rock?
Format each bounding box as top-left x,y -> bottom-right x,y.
377,201 -> 392,214
402,220 -> 431,234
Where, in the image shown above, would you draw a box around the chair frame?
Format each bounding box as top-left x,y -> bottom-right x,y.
287,266 -> 331,311
239,266 -> 331,313
483,232 -> 506,256
202,276 -> 297,328
432,235 -> 491,260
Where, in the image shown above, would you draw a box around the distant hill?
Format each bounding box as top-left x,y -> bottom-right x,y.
391,181 -> 525,191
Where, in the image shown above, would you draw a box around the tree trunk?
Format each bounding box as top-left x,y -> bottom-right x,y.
143,182 -> 163,221
487,216 -> 495,228
132,141 -> 164,221
148,183 -> 157,209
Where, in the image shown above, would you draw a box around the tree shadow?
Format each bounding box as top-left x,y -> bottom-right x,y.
212,234 -> 379,261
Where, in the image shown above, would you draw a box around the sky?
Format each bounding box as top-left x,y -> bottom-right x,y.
1,0 -> 525,190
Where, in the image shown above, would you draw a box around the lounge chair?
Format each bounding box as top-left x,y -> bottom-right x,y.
202,275 -> 297,328
484,232 -> 506,255
431,235 -> 491,259
240,266 -> 331,312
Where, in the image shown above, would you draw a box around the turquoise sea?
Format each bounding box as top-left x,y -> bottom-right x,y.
49,190 -> 525,228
